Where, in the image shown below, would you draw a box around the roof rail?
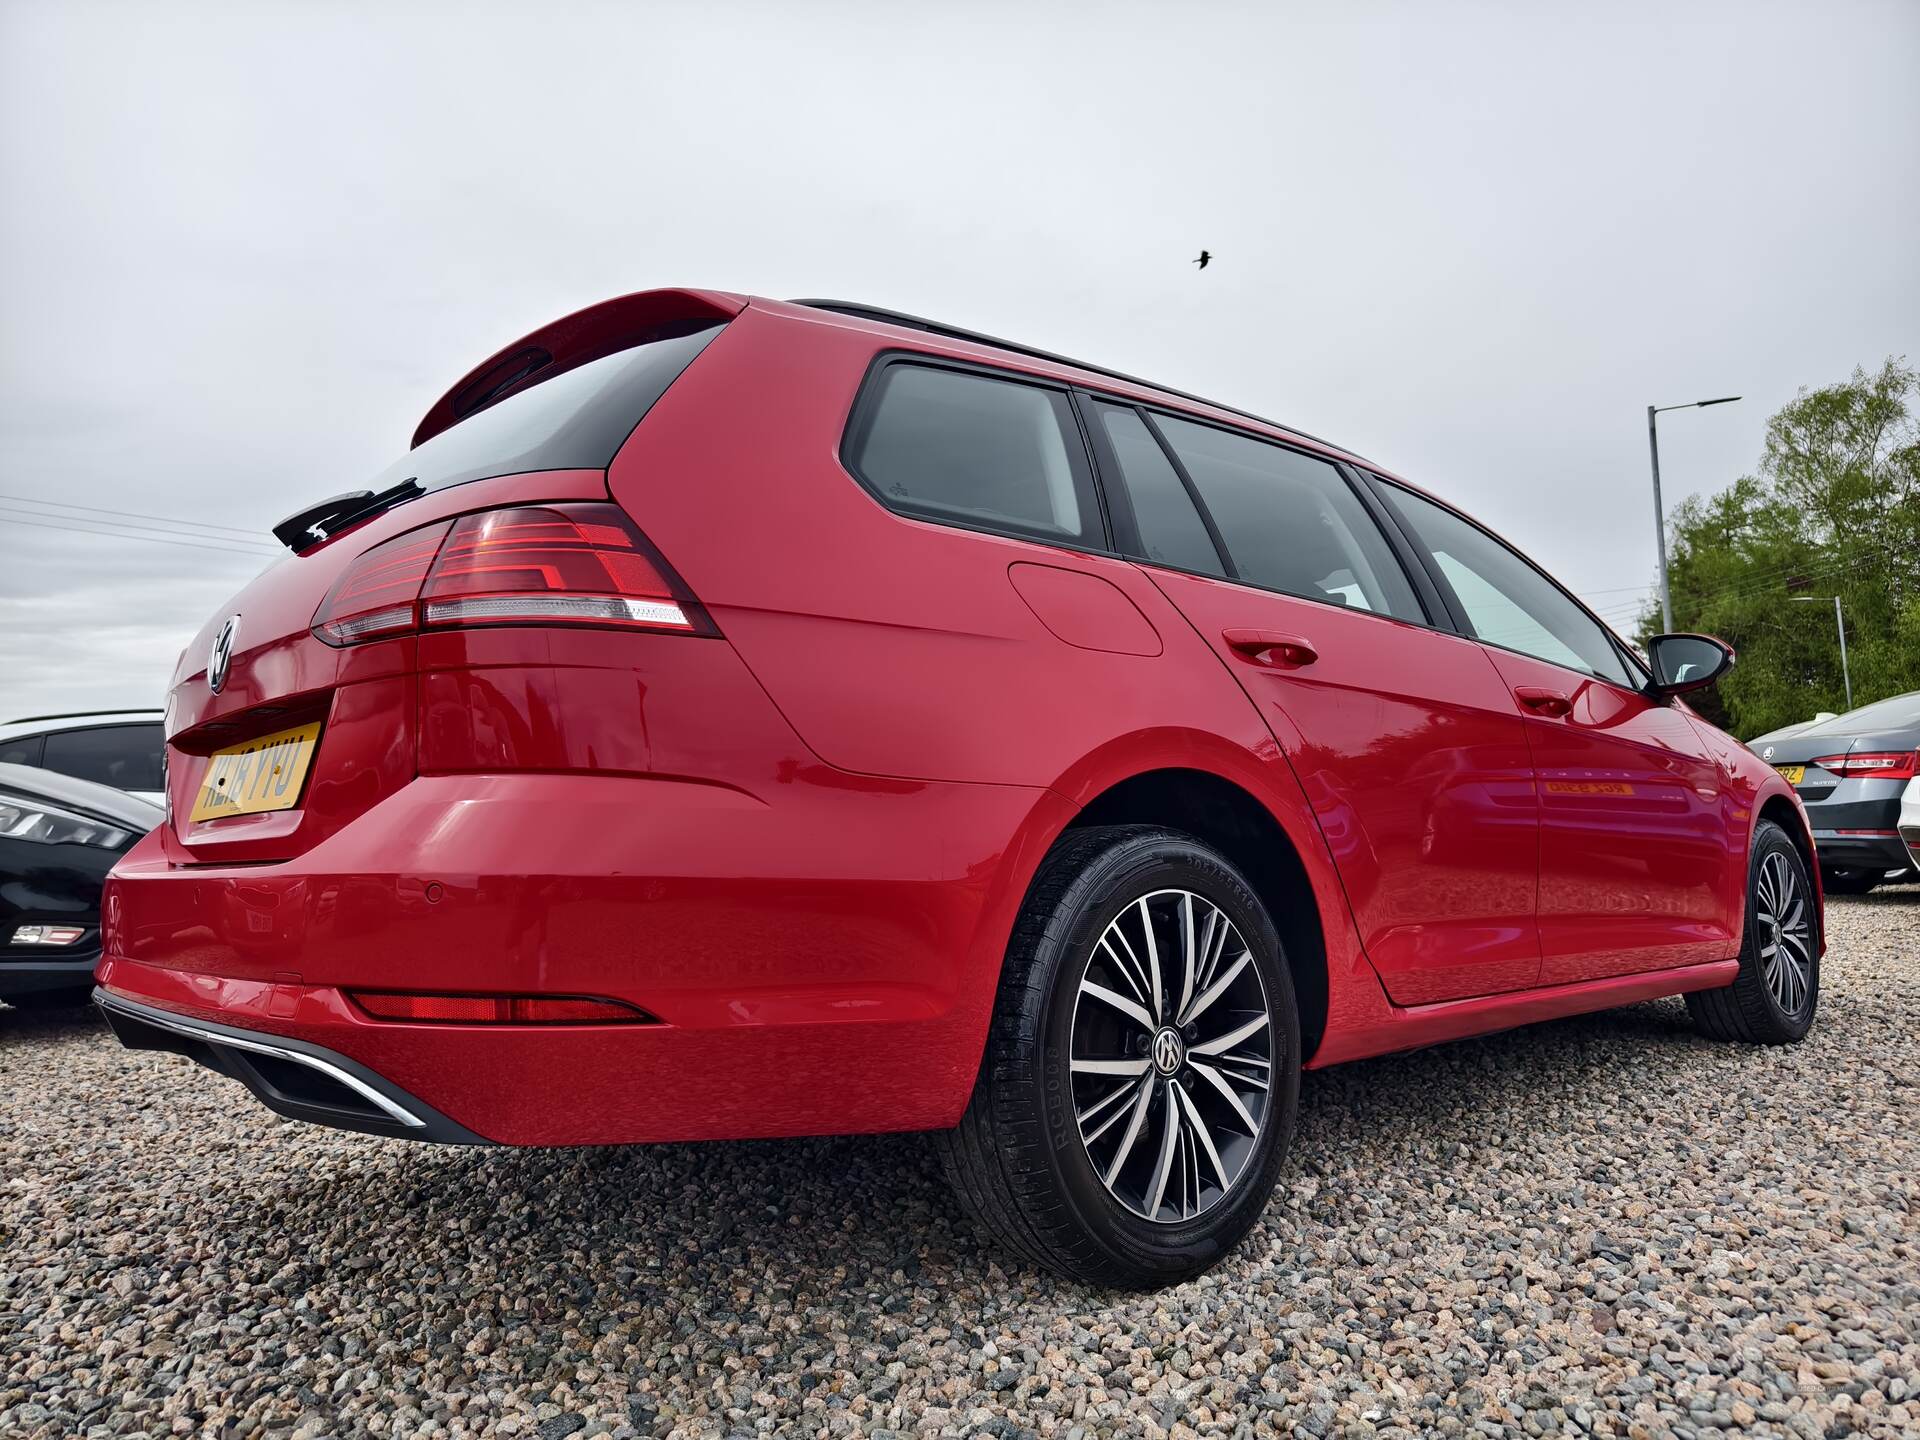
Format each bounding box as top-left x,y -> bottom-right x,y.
790,299 -> 1358,460
7,709 -> 164,724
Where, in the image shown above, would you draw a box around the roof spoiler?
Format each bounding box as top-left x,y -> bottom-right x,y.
410,287 -> 747,448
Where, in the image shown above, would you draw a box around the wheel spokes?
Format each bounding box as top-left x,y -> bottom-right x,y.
1071,888 -> 1274,1224
1755,854 -> 1813,1016
1181,948 -> 1252,1027
1136,898 -> 1164,1025
1081,979 -> 1155,1033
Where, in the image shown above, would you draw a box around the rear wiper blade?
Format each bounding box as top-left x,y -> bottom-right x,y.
272,478 -> 421,553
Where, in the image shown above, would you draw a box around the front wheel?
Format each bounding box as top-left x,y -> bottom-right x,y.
936,825 -> 1300,1287
1687,821 -> 1819,1044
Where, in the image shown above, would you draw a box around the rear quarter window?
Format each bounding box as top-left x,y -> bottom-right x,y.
0,734 -> 44,766
844,362 -> 1103,548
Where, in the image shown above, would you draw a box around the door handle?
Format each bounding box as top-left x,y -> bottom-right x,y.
1515,686 -> 1573,718
1222,628 -> 1318,667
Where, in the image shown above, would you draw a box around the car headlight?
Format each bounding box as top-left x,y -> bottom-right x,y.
0,796 -> 130,849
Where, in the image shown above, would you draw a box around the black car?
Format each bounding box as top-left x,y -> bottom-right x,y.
0,709 -> 166,804
1748,690 -> 1920,894
0,762 -> 161,1008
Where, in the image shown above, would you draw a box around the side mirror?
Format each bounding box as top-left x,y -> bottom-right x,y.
1647,633 -> 1735,696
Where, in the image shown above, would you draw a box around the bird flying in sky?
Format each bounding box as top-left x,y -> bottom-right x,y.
1193,250 -> 1212,269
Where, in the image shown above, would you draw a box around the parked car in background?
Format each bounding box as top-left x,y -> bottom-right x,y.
1748,712 -> 1840,746
1,763 -> 160,1009
96,290 -> 1819,1286
0,710 -> 165,803
1748,690 -> 1920,893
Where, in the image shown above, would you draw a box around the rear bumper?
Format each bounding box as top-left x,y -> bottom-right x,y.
1,940 -> 101,998
1900,778 -> 1920,868
1810,829 -> 1910,874
99,770 -> 1071,1145
95,989 -> 485,1143
1803,781 -> 1908,874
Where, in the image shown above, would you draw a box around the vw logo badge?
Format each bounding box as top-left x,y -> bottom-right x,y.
1151,1027 -> 1185,1076
209,614 -> 241,694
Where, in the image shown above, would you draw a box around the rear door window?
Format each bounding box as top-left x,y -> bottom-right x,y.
1153,415 -> 1423,621
846,363 -> 1103,547
40,724 -> 165,792
1090,402 -> 1226,576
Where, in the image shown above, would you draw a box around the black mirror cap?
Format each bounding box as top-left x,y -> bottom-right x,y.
1647,633 -> 1736,696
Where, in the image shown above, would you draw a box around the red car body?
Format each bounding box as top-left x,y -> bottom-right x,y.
96,289 -> 1819,1150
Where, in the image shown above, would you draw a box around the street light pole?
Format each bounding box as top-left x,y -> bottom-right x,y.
1647,395 -> 1741,633
1792,594 -> 1853,710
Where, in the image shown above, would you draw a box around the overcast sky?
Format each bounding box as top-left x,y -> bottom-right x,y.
3,0 -> 1916,720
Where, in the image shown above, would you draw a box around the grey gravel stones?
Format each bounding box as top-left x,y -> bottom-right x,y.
3,891 -> 1916,1437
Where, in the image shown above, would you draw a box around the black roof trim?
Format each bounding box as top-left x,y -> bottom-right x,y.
7,709 -> 163,724
791,299 -> 1361,460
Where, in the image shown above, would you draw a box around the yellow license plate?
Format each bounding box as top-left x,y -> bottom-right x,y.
189,722 -> 322,822
1774,764 -> 1805,785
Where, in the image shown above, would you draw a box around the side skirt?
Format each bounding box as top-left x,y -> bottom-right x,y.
1307,957 -> 1740,1069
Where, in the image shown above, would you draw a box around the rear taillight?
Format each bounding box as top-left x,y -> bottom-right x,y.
348,990 -> 655,1024
1811,751 -> 1919,780
310,504 -> 711,646
311,522 -> 453,644
421,506 -> 705,632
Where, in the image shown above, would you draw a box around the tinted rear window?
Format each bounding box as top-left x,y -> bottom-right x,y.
41,724 -> 164,792
1092,402 -> 1225,576
1155,416 -> 1423,621
0,734 -> 43,767
366,323 -> 724,494
845,363 -> 1102,547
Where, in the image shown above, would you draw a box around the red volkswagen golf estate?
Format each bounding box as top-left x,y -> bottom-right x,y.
98,290 -> 1821,1285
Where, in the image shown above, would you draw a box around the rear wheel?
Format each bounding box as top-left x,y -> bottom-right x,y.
936,825 -> 1300,1287
1688,821 -> 1819,1044
1819,866 -> 1883,896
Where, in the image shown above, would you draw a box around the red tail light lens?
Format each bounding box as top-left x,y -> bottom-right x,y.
1811,751 -> 1919,780
310,504 -> 711,646
421,505 -> 711,634
348,990 -> 655,1024
311,521 -> 454,644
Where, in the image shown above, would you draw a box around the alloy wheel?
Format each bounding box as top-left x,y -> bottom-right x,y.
1756,849 -> 1814,1017
1069,889 -> 1272,1223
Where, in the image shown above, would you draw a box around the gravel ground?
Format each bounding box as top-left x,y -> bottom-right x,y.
4,892 -> 1916,1440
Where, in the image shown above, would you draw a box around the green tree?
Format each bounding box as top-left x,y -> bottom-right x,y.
1638,359 -> 1920,739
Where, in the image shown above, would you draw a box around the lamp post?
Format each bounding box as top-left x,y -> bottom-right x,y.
1647,396 -> 1741,631
1791,594 -> 1853,711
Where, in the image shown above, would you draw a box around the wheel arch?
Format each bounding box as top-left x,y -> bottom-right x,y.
1061,766 -> 1334,1062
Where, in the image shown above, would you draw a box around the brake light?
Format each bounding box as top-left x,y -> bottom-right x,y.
1811,751 -> 1919,780
311,522 -> 453,644
310,504 -> 711,646
421,506 -> 709,633
348,990 -> 655,1024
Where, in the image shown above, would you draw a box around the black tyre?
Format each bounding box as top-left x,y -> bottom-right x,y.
936,825 -> 1300,1287
1687,821 -> 1819,1044
1819,866 -> 1883,896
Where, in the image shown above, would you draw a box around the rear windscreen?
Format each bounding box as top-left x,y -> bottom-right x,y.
367,322 -> 724,494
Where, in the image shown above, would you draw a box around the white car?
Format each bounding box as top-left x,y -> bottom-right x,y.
0,710 -> 165,804
1901,776 -> 1920,872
